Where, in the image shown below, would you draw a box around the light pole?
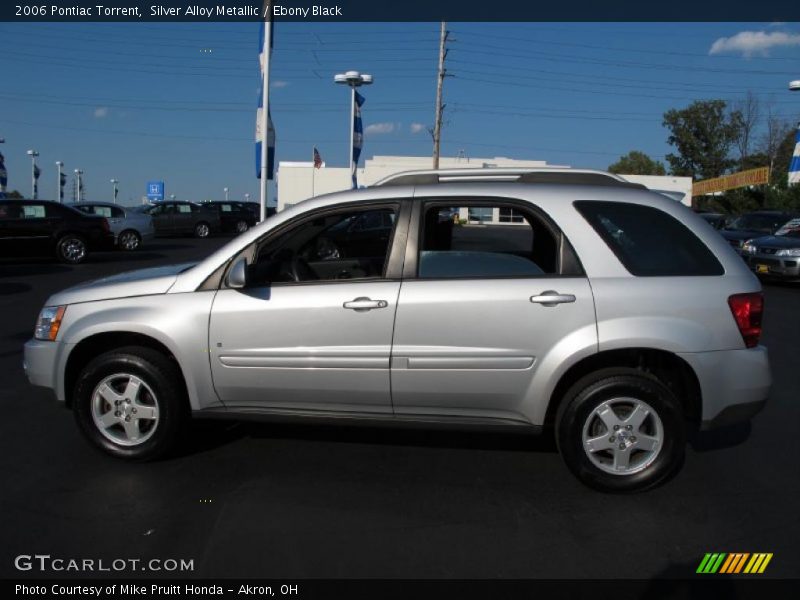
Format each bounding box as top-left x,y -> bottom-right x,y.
169,194 -> 176,201
244,193 -> 250,203
110,179 -> 118,203
56,161 -> 63,202
26,150 -> 39,199
334,70 -> 372,186
74,169 -> 83,203
223,187 -> 229,202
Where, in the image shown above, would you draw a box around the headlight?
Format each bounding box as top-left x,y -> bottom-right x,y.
776,248 -> 800,257
741,241 -> 756,254
34,306 -> 66,341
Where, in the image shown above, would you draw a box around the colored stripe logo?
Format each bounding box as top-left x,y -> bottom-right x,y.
697,553 -> 773,574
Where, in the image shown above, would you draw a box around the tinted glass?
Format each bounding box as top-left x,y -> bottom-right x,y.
575,201 -> 723,276
418,205 -> 557,278
251,207 -> 398,285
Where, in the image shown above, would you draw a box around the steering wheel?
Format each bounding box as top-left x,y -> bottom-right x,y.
285,256 -> 315,282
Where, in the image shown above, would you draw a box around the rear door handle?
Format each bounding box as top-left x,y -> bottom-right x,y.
530,290 -> 576,307
343,297 -> 388,311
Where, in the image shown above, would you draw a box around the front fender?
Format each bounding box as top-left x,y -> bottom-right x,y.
56,291 -> 221,411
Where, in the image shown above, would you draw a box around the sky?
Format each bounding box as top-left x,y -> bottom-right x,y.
0,21 -> 798,205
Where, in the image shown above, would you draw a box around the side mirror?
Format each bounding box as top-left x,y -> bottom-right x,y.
227,257 -> 248,289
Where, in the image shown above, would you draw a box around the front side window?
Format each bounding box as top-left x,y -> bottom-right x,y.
575,201 -> 723,276
249,206 -> 398,285
418,204 -> 559,278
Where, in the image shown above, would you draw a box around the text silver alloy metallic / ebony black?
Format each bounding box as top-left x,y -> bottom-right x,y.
23,168 -> 771,492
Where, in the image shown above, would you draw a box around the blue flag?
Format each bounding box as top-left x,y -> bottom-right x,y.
255,15 -> 275,180
59,172 -> 67,201
0,152 -> 6,199
352,91 -> 365,189
789,123 -> 800,187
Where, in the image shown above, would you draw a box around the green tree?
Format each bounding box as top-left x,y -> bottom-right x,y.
608,151 -> 666,175
3,189 -> 24,199
662,100 -> 741,179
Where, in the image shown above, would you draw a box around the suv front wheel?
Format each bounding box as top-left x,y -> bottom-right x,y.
556,368 -> 686,492
73,346 -> 187,460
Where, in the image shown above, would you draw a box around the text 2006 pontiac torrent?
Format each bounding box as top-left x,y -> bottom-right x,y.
24,169 -> 771,491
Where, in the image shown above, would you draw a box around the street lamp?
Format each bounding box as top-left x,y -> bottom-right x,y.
169,194 -> 176,201
334,70 -> 373,185
110,179 -> 119,203
55,161 -> 63,203
26,149 -> 39,199
244,193 -> 250,203
74,169 -> 83,203
223,187 -> 229,202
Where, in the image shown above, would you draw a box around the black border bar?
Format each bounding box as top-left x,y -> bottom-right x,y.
3,1 -> 799,22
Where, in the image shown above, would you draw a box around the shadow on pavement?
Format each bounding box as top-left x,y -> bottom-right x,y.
688,421 -> 751,452
0,282 -> 32,296
0,262 -> 73,278
639,560 -> 738,599
180,418 -> 557,457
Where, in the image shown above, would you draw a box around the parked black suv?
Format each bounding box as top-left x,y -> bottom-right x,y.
201,201 -> 257,234
0,199 -> 114,264
142,201 -> 221,238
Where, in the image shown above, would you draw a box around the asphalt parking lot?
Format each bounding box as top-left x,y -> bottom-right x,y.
1,236 -> 798,579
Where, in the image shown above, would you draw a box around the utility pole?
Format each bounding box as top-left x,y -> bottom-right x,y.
432,21 -> 448,170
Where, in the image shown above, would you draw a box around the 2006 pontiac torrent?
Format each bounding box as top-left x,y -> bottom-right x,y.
24,169 -> 771,491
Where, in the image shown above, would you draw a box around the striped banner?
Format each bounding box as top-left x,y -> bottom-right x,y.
697,552 -> 773,574
789,124 -> 800,187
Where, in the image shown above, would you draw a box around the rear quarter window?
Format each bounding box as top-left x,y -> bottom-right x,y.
574,200 -> 723,276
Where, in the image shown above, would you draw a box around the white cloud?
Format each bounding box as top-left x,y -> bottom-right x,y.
271,80 -> 289,88
410,122 -> 426,134
709,30 -> 800,57
365,122 -> 395,135
93,106 -> 109,119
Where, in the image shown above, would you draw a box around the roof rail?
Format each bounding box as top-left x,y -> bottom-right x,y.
373,167 -> 646,189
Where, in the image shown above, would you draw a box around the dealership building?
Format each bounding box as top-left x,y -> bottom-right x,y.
276,155 -> 692,221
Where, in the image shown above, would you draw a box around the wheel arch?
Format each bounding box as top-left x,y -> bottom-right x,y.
544,348 -> 703,432
63,331 -> 189,411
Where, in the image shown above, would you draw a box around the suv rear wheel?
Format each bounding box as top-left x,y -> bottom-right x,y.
556,368 -> 686,492
73,346 -> 188,460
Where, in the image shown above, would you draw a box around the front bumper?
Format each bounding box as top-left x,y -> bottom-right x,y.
23,338 -> 63,399
744,254 -> 800,280
677,346 -> 771,430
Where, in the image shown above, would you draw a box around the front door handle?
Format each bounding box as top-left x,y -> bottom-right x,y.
530,290 -> 576,307
343,297 -> 388,312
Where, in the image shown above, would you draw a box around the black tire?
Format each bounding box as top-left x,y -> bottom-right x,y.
194,222 -> 211,238
73,346 -> 188,460
235,220 -> 249,234
556,368 -> 686,493
117,229 -> 141,251
55,234 -> 88,264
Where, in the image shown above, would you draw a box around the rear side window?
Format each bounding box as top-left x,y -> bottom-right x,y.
574,201 -> 723,276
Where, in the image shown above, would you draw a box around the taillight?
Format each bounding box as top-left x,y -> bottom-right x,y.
728,292 -> 763,348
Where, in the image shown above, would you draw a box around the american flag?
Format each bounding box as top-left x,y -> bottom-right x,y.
313,147 -> 322,169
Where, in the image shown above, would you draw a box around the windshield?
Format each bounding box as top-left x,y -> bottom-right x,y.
727,214 -> 784,233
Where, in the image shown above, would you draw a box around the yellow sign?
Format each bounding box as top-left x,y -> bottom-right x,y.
692,167 -> 770,196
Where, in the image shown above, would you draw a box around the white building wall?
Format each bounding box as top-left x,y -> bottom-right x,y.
276,155 -> 694,213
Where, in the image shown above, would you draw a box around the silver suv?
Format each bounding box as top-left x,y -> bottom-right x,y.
23,169 -> 771,492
